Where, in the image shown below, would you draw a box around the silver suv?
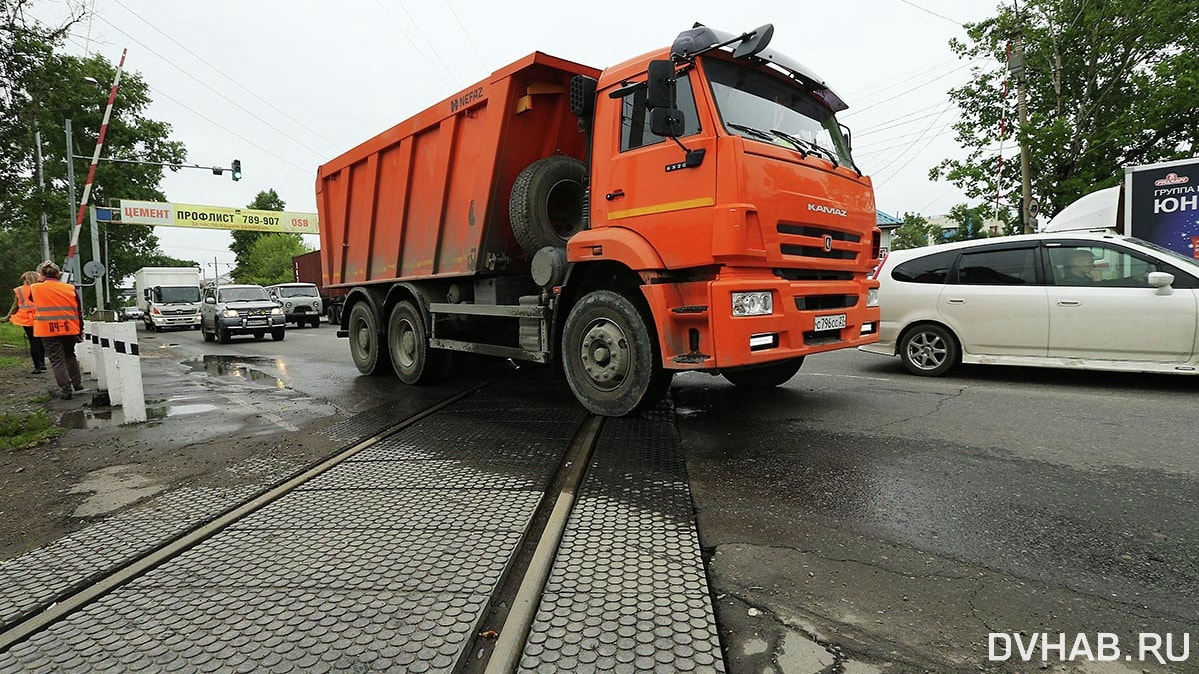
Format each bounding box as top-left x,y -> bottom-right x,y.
267,283 -> 323,328
200,284 -> 286,343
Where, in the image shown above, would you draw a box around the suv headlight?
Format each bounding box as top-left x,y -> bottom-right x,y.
731,291 -> 773,317
222,309 -> 240,318
867,288 -> 879,307
271,307 -> 283,315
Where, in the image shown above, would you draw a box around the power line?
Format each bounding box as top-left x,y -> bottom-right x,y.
91,13 -> 329,161
856,104 -> 948,139
843,59 -> 982,117
869,103 -> 956,183
898,0 -> 965,27
108,0 -> 343,152
439,0 -> 488,68
373,0 -> 457,87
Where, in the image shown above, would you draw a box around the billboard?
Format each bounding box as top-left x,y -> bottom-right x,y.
117,200 -> 319,234
1125,158 -> 1199,259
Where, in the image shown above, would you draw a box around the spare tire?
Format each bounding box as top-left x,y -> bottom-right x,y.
509,156 -> 587,255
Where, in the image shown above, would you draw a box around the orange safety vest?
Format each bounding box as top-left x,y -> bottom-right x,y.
11,285 -> 36,327
30,279 -> 82,337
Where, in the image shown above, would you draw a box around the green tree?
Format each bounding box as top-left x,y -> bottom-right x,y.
237,234 -> 310,286
1,0 -> 189,293
931,0 -> 1198,231
945,204 -> 990,242
229,189 -> 290,280
891,212 -> 937,250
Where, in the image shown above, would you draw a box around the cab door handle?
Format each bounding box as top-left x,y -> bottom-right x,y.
605,189 -> 625,201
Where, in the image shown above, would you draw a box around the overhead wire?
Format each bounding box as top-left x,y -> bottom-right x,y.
90,13 -> 329,161
439,0 -> 488,69
108,0 -> 343,152
871,103 -> 958,186
373,0 -> 458,87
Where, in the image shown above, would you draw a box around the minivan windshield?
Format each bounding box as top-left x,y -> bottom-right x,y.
275,285 -> 318,298
703,57 -> 854,168
218,287 -> 269,302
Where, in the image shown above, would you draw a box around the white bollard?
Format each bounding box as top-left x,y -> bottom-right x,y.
78,321 -> 96,376
97,323 -> 122,405
109,321 -> 145,423
89,325 -> 108,393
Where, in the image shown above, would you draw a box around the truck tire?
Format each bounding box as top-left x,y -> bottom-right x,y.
721,357 -> 805,389
310,316 -> 320,328
202,323 -> 215,342
387,301 -> 448,384
272,329 -> 285,341
347,302 -> 391,376
509,156 -> 586,255
562,290 -> 672,416
217,326 -> 231,344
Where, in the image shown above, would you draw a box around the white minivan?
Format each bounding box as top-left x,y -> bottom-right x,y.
860,230 -> 1199,376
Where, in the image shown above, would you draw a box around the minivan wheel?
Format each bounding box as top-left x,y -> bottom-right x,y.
899,324 -> 959,376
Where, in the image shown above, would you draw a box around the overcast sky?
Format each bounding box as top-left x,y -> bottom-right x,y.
37,0 -> 1005,275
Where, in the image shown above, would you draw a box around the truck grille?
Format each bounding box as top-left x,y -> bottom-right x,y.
795,295 -> 858,311
162,308 -> 198,316
777,224 -> 860,262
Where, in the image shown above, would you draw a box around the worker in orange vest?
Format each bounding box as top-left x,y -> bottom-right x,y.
0,270 -> 46,374
30,261 -> 84,400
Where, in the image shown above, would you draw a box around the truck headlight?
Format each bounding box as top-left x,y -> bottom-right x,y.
867,288 -> 879,307
222,309 -> 240,318
731,291 -> 773,317
271,307 -> 283,315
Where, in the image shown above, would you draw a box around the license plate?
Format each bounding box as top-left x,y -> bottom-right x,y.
246,319 -> 267,326
814,313 -> 847,332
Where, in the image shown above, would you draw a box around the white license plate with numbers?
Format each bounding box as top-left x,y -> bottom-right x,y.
814,314 -> 847,332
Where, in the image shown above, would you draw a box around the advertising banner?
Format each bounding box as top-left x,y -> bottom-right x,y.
117,200 -> 319,234
1125,159 -> 1199,259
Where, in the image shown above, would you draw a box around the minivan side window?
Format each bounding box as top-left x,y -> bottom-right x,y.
891,251 -> 957,284
958,247 -> 1037,285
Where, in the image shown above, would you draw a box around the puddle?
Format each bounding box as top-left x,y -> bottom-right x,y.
61,401 -> 220,428
183,355 -> 286,388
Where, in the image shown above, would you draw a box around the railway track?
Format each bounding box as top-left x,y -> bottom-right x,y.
0,373 -> 723,673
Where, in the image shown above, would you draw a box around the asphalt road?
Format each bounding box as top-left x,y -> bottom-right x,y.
150,323 -> 1198,672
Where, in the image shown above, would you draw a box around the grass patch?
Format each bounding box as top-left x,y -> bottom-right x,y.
0,321 -> 24,349
0,409 -> 60,451
0,355 -> 23,369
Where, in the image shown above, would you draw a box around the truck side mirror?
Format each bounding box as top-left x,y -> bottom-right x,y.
205,296 -> 216,304
646,60 -> 677,110
650,108 -> 685,138
142,288 -> 151,300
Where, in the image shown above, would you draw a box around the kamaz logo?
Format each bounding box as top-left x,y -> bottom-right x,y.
808,204 -> 848,217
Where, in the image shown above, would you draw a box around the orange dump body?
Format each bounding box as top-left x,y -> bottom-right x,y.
316,53 -> 600,289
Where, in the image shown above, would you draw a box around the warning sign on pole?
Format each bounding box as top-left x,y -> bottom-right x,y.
117,200 -> 319,234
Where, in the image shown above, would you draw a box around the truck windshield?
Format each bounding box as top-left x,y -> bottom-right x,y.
276,286 -> 318,298
703,57 -> 853,168
219,287 -> 269,302
157,286 -> 200,303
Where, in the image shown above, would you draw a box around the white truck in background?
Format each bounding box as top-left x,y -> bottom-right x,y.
1043,156 -> 1199,260
134,267 -> 202,331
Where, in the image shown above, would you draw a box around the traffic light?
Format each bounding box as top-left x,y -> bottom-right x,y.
231,159 -> 242,182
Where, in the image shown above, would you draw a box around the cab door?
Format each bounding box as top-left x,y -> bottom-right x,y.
590,69 -> 717,269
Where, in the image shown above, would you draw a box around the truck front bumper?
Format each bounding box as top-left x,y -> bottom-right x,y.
641,273 -> 880,371
148,314 -> 200,328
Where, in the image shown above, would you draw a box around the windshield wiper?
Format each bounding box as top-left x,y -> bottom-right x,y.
770,129 -> 838,167
727,123 -> 775,142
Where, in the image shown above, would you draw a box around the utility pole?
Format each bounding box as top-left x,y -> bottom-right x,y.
34,129 -> 50,261
1011,24 -> 1035,233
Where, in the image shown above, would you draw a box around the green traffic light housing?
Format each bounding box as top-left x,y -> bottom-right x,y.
231,159 -> 242,181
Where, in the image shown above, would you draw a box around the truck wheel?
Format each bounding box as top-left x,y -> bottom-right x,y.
721,357 -> 805,389
509,156 -> 586,255
347,302 -> 391,376
217,327 -> 231,344
202,323 -> 215,342
387,301 -> 448,384
272,329 -> 285,341
562,290 -> 672,416
899,323 -> 959,376
253,331 -> 265,340
310,316 -> 320,328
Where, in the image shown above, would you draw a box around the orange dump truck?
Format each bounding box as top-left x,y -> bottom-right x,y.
316,24 -> 881,416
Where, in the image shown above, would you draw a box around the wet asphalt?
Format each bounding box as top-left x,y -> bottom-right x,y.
127,324 -> 1197,672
